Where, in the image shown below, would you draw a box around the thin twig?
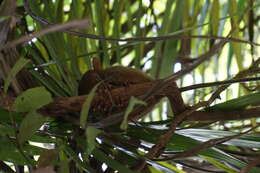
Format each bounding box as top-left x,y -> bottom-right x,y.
180,77 -> 260,92
1,19 -> 91,51
154,127 -> 256,160
185,108 -> 260,121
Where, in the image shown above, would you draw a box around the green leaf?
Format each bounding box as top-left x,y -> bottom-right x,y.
0,124 -> 15,136
60,142 -> 91,172
16,0 -> 24,6
150,0 -> 175,77
57,149 -> 70,173
4,57 -> 30,93
229,0 -> 243,70
80,83 -> 100,128
0,108 -> 24,123
210,0 -> 220,36
120,96 -> 146,130
86,127 -> 101,155
0,137 -> 27,165
0,136 -> 43,165
13,87 -> 53,112
207,91 -> 260,111
93,148 -> 139,173
30,132 -> 57,144
127,125 -> 256,171
202,156 -> 237,173
177,128 -> 260,149
18,111 -> 48,144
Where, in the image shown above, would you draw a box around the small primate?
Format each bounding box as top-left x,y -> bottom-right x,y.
78,58 -> 153,95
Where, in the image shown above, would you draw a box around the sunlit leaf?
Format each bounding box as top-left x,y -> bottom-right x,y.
120,96 -> 146,130
13,87 -> 53,112
207,91 -> 260,111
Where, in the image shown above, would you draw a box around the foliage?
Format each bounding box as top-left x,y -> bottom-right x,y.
0,0 -> 260,173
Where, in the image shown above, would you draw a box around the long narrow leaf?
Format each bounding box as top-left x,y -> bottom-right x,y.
3,57 -> 30,93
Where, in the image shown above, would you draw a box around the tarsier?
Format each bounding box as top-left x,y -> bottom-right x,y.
78,58 -> 153,95
78,58 -> 154,122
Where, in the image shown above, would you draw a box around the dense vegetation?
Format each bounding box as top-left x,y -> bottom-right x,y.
0,0 -> 260,172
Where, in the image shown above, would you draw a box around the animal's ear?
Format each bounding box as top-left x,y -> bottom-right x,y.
92,57 -> 102,70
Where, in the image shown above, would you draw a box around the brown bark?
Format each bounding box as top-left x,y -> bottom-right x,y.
38,80 -> 184,124
186,108 -> 260,121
